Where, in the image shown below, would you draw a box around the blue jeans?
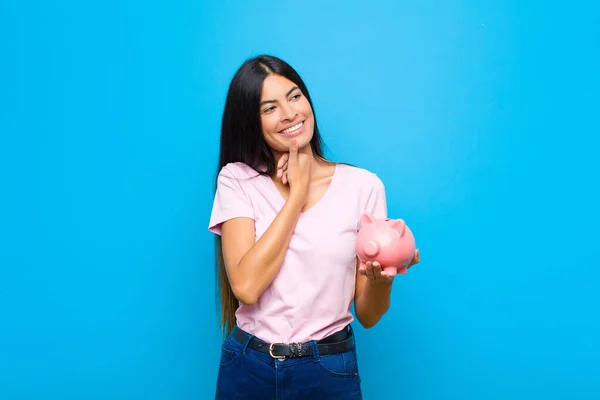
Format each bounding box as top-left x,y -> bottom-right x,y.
215,326 -> 363,399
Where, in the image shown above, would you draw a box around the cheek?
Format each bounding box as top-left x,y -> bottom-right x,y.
261,115 -> 282,146
261,114 -> 278,136
300,103 -> 315,129
300,98 -> 314,115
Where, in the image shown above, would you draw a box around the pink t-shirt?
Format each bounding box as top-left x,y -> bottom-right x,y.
208,161 -> 387,343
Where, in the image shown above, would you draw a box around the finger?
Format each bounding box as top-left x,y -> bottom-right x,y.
364,261 -> 371,277
358,266 -> 366,276
279,162 -> 288,178
366,268 -> 374,280
277,153 -> 289,169
282,171 -> 288,185
365,261 -> 373,278
372,262 -> 382,280
288,139 -> 298,162
367,263 -> 376,280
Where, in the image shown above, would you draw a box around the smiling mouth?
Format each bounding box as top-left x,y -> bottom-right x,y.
280,121 -> 304,134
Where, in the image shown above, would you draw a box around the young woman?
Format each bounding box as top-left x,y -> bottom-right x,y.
208,55 -> 419,399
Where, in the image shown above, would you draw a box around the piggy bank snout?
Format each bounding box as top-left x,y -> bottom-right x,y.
364,240 -> 380,257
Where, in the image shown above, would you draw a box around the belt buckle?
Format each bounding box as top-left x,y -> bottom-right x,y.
269,342 -> 287,359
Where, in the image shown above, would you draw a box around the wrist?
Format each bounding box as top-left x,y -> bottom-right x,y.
288,188 -> 307,207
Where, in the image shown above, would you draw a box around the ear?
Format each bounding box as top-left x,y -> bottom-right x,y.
360,213 -> 376,228
391,219 -> 406,237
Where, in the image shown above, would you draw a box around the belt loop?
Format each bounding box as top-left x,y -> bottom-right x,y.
235,326 -> 254,354
310,340 -> 320,361
347,325 -> 355,348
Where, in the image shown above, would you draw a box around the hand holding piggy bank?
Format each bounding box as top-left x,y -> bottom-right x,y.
356,213 -> 417,277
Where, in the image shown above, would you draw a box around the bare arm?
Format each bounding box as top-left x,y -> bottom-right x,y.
354,250 -> 420,328
354,258 -> 392,328
221,194 -> 305,305
220,139 -> 310,305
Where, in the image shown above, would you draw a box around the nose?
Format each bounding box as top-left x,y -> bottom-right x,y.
279,102 -> 297,121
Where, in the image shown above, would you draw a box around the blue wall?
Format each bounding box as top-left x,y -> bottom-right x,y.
1,1 -> 599,399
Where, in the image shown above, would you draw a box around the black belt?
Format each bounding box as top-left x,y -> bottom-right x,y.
231,325 -> 354,359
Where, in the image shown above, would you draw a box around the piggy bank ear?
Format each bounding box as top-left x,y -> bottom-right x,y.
360,214 -> 375,228
391,219 -> 406,236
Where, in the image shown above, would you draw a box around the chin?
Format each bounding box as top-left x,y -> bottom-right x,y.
294,132 -> 313,148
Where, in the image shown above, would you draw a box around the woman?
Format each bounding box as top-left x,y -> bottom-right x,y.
208,55 -> 419,399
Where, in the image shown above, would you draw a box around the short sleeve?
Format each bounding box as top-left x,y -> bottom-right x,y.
363,175 -> 387,219
208,166 -> 255,235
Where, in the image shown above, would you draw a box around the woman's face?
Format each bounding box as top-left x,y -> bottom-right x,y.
259,74 -> 314,154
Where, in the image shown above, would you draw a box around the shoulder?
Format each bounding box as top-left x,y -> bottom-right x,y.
336,163 -> 385,191
218,162 -> 263,181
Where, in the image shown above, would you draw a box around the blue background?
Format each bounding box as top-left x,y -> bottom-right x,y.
1,1 -> 599,399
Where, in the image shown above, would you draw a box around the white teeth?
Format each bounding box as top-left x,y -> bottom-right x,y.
282,122 -> 303,134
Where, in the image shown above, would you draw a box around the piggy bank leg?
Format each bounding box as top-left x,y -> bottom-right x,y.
398,266 -> 408,274
383,266 -> 398,277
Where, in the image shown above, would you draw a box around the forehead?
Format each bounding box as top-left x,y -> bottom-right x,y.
261,74 -> 298,99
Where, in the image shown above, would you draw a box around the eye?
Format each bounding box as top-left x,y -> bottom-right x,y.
263,106 -> 276,114
290,93 -> 302,101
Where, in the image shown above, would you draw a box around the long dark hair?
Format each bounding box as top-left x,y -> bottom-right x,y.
214,55 -> 328,335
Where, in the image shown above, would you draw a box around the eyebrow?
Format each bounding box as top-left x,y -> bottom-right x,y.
260,86 -> 300,106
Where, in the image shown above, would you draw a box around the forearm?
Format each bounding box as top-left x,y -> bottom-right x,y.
236,193 -> 304,303
355,281 -> 393,328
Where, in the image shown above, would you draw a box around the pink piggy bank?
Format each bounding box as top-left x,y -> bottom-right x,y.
356,213 -> 416,276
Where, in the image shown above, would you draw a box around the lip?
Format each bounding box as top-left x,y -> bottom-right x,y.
279,120 -> 305,137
